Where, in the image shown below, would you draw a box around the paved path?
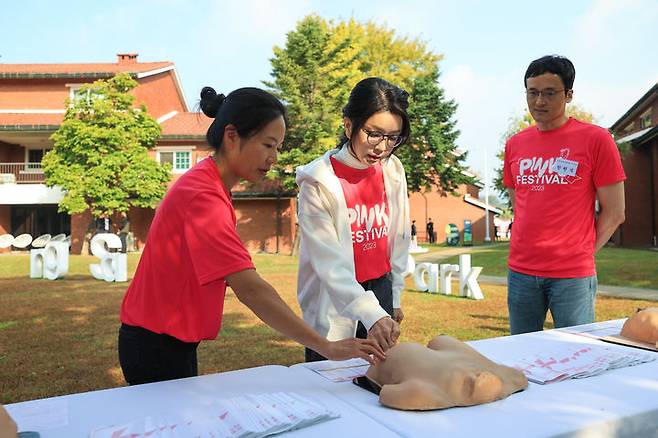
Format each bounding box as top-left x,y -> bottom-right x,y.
411,245 -> 658,301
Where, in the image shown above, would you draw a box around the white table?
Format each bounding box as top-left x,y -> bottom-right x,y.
6,365 -> 401,437
290,321 -> 658,438
8,321 -> 658,438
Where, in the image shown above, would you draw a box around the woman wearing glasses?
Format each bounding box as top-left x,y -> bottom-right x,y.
296,77 -> 411,361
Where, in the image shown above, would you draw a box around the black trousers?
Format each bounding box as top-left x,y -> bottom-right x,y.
118,323 -> 200,385
305,272 -> 394,362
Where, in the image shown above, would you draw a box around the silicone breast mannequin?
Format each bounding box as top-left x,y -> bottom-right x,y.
366,335 -> 528,410
620,307 -> 658,345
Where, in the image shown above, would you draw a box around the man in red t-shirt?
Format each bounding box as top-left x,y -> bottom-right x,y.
503,55 -> 626,335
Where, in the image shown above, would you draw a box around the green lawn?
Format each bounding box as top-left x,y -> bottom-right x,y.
439,243 -> 658,289
0,251 -> 656,403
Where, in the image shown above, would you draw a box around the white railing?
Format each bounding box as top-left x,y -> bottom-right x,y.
0,162 -> 45,184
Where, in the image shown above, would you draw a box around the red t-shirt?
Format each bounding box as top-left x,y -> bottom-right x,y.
120,157 -> 255,342
503,118 -> 626,277
330,157 -> 391,282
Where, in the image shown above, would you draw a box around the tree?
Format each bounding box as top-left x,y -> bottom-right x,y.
266,15 -> 468,193
42,73 -> 171,218
401,67 -> 473,192
493,104 -> 595,202
264,15 -> 352,190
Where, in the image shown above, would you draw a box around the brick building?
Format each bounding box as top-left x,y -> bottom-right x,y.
0,54 -> 496,255
609,82 -> 658,247
0,54 -> 296,254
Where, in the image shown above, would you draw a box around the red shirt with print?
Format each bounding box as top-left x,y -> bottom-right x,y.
503,118 -> 626,278
120,157 -> 255,342
330,157 -> 391,282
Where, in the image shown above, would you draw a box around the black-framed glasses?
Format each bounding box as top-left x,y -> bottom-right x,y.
526,88 -> 567,101
361,128 -> 404,149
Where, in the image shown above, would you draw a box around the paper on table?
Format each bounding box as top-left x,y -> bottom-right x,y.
300,358 -> 370,382
5,398 -> 68,432
91,392 -> 340,438
501,341 -> 655,384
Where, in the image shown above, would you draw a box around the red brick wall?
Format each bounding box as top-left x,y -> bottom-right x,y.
0,72 -> 185,117
616,144 -> 653,246
409,184 -> 496,243
0,205 -> 10,254
234,198 -> 295,254
0,79 -> 71,108
0,142 -> 26,162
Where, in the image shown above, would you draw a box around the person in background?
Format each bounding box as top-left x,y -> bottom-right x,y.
296,77 -> 411,362
411,220 -> 417,246
118,211 -> 130,253
118,86 -> 384,385
426,218 -> 435,244
503,55 -> 625,335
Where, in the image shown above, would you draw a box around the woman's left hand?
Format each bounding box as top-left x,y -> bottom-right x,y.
393,308 -> 404,324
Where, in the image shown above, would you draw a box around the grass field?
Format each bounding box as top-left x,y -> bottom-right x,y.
1,250 -> 656,404
439,243 -> 658,289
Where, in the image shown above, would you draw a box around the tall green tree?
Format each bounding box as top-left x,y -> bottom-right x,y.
42,73 -> 171,218
402,67 -> 472,192
264,15 -> 352,189
493,105 -> 595,201
266,14 -> 468,192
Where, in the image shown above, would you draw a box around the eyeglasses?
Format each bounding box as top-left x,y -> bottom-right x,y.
361,128 -> 404,149
526,88 -> 567,101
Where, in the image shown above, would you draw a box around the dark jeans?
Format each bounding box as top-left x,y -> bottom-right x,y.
118,324 -> 200,385
305,272 -> 394,362
507,269 -> 597,335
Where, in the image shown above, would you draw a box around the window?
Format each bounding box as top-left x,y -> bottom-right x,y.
25,149 -> 48,171
640,110 -> 652,129
158,150 -> 192,173
68,84 -> 102,104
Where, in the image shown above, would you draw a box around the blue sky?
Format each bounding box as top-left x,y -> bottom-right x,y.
2,0 -> 657,189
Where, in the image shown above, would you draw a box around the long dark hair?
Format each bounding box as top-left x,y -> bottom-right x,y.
200,87 -> 287,151
340,77 -> 410,155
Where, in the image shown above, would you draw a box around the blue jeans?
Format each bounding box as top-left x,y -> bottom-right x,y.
507,269 -> 597,335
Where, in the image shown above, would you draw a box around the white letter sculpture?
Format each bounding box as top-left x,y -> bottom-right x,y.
439,263 -> 460,295
90,233 -> 127,282
413,262 -> 439,293
30,241 -> 69,280
458,254 -> 484,300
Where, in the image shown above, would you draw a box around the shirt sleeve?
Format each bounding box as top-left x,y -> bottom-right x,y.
503,140 -> 515,188
184,191 -> 255,285
592,129 -> 626,188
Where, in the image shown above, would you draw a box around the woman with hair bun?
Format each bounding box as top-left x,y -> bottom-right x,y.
118,86 -> 384,385
296,77 -> 411,362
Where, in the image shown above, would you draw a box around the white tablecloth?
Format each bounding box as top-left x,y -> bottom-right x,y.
290,321 -> 658,438
8,321 -> 658,438
7,365 -> 401,437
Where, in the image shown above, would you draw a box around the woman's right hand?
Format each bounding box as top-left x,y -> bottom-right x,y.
320,338 -> 386,365
368,317 -> 400,351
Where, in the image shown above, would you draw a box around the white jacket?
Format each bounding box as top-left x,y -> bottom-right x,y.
296,148 -> 411,341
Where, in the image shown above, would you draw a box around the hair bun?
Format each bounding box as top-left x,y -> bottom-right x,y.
200,86 -> 226,118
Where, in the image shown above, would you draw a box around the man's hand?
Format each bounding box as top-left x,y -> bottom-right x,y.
368,316 -> 400,351
393,308 -> 404,324
318,338 -> 386,365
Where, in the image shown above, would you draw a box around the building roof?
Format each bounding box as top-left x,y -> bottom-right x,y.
610,82 -> 658,131
160,112 -> 211,139
616,125 -> 658,148
463,194 -> 503,215
0,61 -> 174,79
